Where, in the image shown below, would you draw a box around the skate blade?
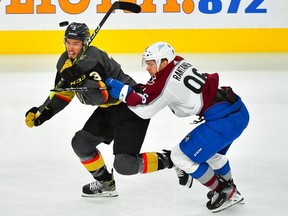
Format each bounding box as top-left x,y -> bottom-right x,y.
211,194 -> 244,213
81,190 -> 119,198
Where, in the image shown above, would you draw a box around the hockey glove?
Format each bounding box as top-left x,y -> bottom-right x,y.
60,65 -> 86,87
132,83 -> 146,94
162,149 -> 174,168
105,78 -> 132,103
174,166 -> 193,188
25,106 -> 53,128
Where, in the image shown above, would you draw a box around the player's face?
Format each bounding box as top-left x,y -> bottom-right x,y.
145,60 -> 158,76
65,39 -> 83,59
145,60 -> 168,76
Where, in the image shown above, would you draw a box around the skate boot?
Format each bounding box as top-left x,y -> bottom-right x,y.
206,178 -> 243,213
174,166 -> 193,188
206,178 -> 242,199
82,171 -> 118,197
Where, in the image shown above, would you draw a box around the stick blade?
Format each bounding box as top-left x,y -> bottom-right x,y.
113,1 -> 141,13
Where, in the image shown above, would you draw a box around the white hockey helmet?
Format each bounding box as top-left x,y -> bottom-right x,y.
142,41 -> 176,71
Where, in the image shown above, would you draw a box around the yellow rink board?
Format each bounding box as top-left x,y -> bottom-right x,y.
1,28 -> 288,54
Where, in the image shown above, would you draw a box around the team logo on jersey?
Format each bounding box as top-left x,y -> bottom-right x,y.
70,74 -> 86,86
173,60 -> 179,65
184,133 -> 190,142
79,54 -> 88,61
147,74 -> 156,85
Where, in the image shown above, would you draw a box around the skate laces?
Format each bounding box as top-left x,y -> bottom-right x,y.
209,179 -> 234,205
89,181 -> 103,191
175,166 -> 185,177
211,184 -> 235,204
211,192 -> 220,204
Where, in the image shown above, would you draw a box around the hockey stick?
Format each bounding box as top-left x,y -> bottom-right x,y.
37,1 -> 141,114
50,86 -> 108,92
74,1 -> 141,65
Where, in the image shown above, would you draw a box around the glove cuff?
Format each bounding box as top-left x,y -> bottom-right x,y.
119,85 -> 132,103
98,81 -> 109,103
25,107 -> 39,117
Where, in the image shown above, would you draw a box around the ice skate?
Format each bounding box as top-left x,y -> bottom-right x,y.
174,166 -> 193,188
208,189 -> 244,213
82,172 -> 118,197
206,178 -> 243,213
206,178 -> 244,204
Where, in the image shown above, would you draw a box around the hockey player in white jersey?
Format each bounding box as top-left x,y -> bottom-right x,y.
105,42 -> 250,212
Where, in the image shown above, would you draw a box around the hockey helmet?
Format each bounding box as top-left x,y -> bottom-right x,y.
64,22 -> 90,46
142,41 -> 176,71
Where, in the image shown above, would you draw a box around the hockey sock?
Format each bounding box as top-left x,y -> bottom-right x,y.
80,150 -> 111,181
140,152 -> 171,173
207,154 -> 232,183
93,166 -> 112,182
191,162 -> 220,191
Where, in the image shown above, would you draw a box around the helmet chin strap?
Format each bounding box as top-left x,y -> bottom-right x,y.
82,44 -> 88,53
156,59 -> 161,72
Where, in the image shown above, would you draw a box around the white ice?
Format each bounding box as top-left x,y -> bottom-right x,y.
1,53 -> 288,216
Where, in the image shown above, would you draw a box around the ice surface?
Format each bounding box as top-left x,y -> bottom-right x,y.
1,53 -> 288,216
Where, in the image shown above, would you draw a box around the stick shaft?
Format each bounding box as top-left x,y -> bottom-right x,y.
50,86 -> 107,92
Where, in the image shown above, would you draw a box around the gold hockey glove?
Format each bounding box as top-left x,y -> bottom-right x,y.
25,106 -> 53,127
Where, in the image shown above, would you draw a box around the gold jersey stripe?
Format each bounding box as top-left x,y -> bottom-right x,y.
143,152 -> 158,173
81,153 -> 105,172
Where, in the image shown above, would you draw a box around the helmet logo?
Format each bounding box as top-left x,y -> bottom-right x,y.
157,44 -> 165,50
71,25 -> 76,30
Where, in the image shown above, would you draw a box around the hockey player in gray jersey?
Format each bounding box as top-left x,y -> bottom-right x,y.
25,23 -> 174,197
106,41 -> 250,212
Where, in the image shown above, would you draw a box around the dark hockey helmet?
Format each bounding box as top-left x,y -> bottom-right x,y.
64,22 -> 90,46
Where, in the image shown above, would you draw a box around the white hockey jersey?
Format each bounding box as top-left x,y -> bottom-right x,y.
126,56 -> 219,119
